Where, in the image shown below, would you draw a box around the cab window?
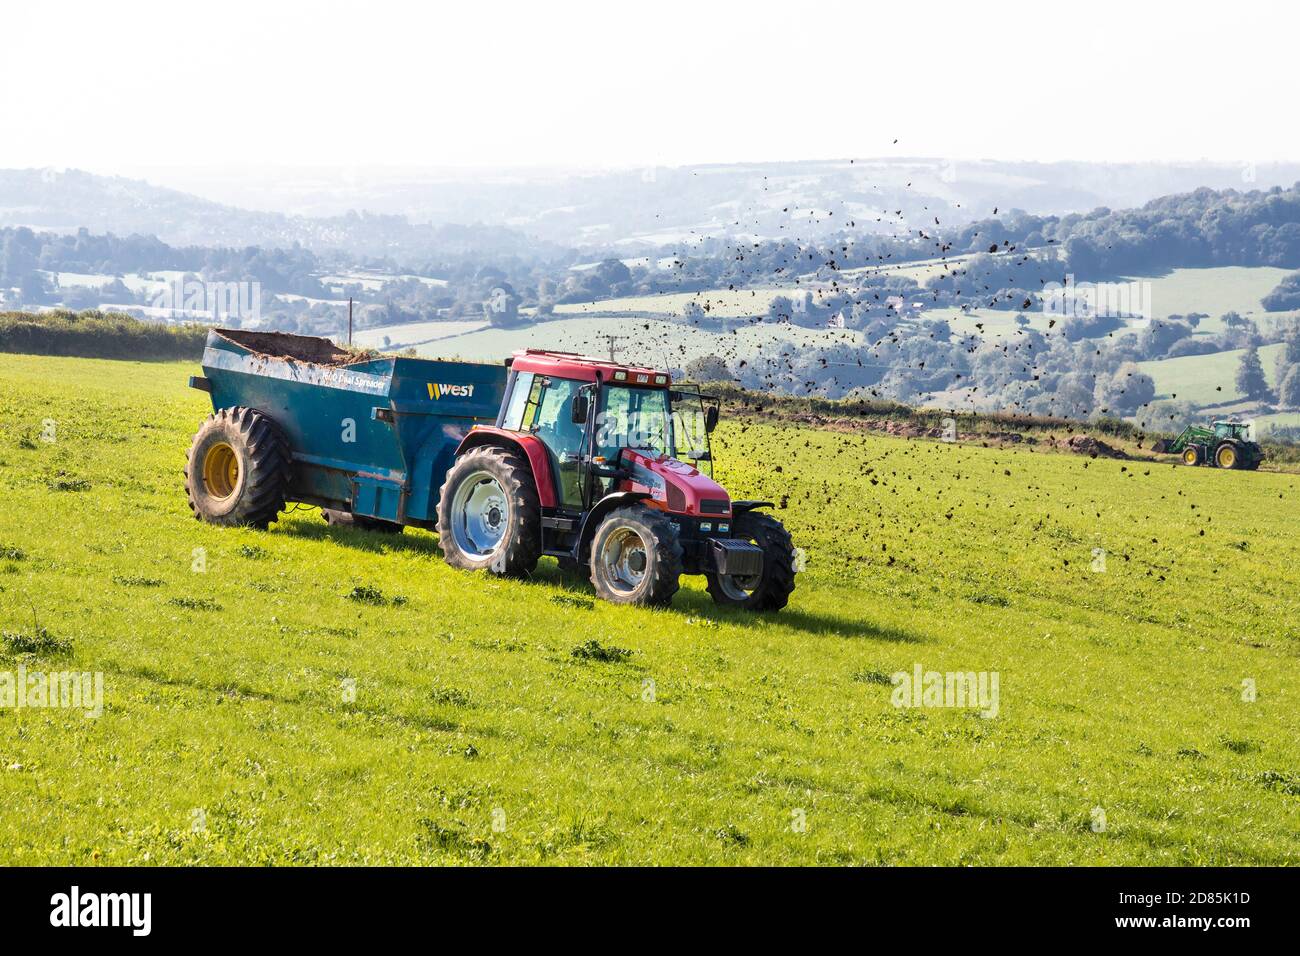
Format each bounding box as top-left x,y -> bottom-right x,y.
501,371 -> 536,430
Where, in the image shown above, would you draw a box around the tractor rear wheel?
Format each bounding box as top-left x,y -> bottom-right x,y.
1215,442 -> 1241,469
437,445 -> 541,577
1182,445 -> 1202,466
589,505 -> 682,607
185,406 -> 290,529
322,509 -> 405,533
707,510 -> 797,612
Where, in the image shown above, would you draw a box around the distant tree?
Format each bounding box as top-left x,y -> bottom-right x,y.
1284,329 -> 1300,365
1143,399 -> 1199,432
766,295 -> 794,323
1261,271 -> 1300,312
681,300 -> 706,322
1279,364 -> 1300,409
1221,310 -> 1247,329
482,285 -> 521,327
1138,319 -> 1192,358
683,354 -> 731,383
593,258 -> 632,289
1095,362 -> 1156,415
1235,345 -> 1271,401
1014,313 -> 1030,327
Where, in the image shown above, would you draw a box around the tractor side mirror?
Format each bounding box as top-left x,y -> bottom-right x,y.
704,405 -> 719,433
571,392 -> 590,425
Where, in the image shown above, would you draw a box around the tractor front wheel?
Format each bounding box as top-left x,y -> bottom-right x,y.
589,505 -> 682,607
1182,445 -> 1202,466
706,510 -> 797,612
437,445 -> 541,577
185,406 -> 290,528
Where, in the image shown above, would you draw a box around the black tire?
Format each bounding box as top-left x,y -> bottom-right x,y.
707,510 -> 796,612
1214,441 -> 1242,470
322,509 -> 404,534
1181,445 -> 1202,466
588,505 -> 682,607
185,406 -> 290,529
436,445 -> 541,577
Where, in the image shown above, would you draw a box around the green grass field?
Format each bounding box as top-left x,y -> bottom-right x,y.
1,353 -> 1298,865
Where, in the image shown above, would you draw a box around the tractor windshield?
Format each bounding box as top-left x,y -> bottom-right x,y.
595,384 -> 714,476
596,386 -> 671,459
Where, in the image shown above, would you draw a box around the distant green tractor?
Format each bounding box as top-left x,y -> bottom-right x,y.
1156,420 -> 1263,470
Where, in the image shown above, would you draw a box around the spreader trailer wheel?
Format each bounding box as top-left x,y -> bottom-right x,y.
185,406 -> 290,529
588,505 -> 683,607
437,445 -> 542,577
706,510 -> 797,612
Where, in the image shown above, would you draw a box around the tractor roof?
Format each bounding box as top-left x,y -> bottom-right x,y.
508,349 -> 671,387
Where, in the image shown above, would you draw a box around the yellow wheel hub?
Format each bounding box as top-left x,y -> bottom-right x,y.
1182,448 -> 1197,465
1218,446 -> 1236,468
202,442 -> 240,500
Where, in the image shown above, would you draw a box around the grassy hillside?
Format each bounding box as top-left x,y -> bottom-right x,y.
1,353 -> 1298,865
1139,342 -> 1286,406
1123,266 -> 1293,330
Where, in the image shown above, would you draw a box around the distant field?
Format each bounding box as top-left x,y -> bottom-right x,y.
927,307 -> 1054,337
420,315 -> 864,367
2,353 -> 1298,864
553,286 -> 797,319
1123,266 -> 1292,331
353,319 -> 488,349
1138,342 -> 1286,406
1254,411 -> 1300,435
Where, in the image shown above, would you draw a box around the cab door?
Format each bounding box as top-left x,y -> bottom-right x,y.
521,375 -> 589,510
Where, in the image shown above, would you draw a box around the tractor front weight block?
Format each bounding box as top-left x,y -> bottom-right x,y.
711,538 -> 764,577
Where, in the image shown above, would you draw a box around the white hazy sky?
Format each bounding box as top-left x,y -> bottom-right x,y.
1,0 -> 1296,173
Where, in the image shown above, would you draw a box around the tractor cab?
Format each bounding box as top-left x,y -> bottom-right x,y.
1213,420 -> 1252,441
497,350 -> 719,511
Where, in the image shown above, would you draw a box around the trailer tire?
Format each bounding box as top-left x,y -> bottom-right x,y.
589,505 -> 682,607
437,445 -> 541,577
322,509 -> 404,534
185,406 -> 290,529
707,511 -> 797,612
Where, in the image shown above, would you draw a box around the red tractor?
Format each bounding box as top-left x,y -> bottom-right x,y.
438,350 -> 797,610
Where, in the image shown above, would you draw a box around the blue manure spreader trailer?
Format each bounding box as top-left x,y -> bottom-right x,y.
188,329 -> 507,530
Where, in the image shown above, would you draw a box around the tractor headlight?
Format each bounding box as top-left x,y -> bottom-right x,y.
718,523 -> 729,533
700,522 -> 712,532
